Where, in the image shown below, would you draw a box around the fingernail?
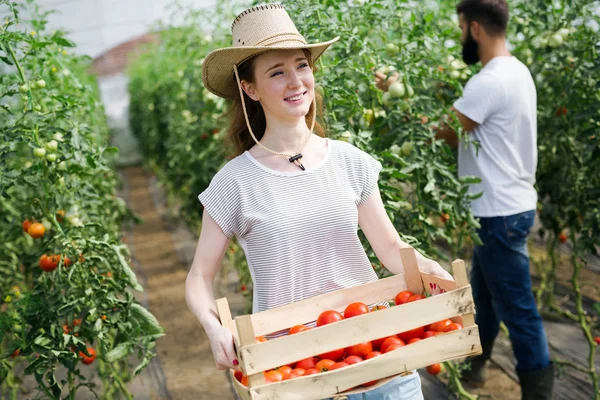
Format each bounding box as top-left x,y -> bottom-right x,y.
233,359 -> 239,366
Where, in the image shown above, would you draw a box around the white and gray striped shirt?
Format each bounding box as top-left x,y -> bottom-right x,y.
198,138 -> 382,314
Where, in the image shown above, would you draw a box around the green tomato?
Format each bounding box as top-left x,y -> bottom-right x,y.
45,153 -> 57,162
58,161 -> 67,170
388,81 -> 406,98
45,140 -> 58,152
19,84 -> 29,93
385,43 -> 399,56
450,70 -> 461,79
382,92 -> 395,107
548,33 -> 563,48
33,148 -> 46,158
401,141 -> 414,156
35,79 -> 46,89
34,104 -> 42,111
339,131 -> 352,142
405,85 -> 415,97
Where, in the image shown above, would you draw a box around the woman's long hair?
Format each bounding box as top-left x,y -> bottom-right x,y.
224,49 -> 326,158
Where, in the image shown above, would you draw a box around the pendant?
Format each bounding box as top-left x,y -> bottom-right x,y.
289,153 -> 305,171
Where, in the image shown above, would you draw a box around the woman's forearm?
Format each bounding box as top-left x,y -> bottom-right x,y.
185,271 -> 220,329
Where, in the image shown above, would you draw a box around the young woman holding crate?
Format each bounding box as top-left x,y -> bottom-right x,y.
185,4 -> 453,399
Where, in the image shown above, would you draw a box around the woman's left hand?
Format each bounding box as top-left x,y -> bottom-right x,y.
415,253 -> 454,281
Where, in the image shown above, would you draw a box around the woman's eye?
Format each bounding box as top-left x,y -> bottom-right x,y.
270,71 -> 283,77
298,62 -> 309,69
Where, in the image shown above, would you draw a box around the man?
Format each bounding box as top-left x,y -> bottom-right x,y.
376,1 -> 553,399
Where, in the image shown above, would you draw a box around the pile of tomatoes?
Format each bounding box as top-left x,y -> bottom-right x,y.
234,289 -> 462,387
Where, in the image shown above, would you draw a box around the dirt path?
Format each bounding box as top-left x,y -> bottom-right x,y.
120,166 -> 238,400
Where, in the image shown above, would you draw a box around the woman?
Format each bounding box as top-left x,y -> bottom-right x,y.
185,4 -> 453,399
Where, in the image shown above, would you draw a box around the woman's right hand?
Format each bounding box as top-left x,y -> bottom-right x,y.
202,315 -> 240,370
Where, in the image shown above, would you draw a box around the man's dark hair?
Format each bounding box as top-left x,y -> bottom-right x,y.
456,0 -> 509,36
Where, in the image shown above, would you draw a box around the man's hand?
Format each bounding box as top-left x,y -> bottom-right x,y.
374,70 -> 400,92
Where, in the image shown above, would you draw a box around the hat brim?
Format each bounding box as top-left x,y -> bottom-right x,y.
202,36 -> 340,99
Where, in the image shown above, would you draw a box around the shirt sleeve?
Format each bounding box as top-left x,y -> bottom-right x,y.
342,143 -> 382,207
197,167 -> 240,239
453,72 -> 506,125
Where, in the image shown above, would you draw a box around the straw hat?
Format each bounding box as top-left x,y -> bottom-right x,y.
202,4 -> 339,99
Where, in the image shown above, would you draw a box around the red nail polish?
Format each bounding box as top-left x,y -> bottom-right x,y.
233,359 -> 239,366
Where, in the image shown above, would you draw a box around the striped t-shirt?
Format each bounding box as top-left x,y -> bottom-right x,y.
198,138 -> 382,314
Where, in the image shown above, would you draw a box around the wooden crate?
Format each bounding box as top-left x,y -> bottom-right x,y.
216,248 -> 482,400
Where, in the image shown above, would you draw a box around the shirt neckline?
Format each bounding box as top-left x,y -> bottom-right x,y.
244,138 -> 332,177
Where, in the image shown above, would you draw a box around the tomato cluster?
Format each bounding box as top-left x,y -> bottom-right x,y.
234,290 -> 461,387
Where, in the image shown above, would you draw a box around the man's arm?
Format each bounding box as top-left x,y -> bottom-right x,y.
434,107 -> 479,148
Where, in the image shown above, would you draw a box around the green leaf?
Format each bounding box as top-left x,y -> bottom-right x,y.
105,342 -> 130,363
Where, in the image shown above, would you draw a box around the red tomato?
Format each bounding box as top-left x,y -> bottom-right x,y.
345,342 -> 373,358
407,294 -> 426,302
370,304 -> 389,312
283,371 -> 301,380
380,337 -> 404,353
39,254 -> 60,272
318,348 -> 345,361
234,370 -> 243,382
426,363 -> 442,375
383,342 -> 405,353
295,357 -> 318,370
241,376 -> 249,386
329,361 -> 349,371
265,370 -> 283,383
422,331 -> 437,339
277,365 -> 292,377
315,359 -> 336,372
317,310 -> 344,326
292,368 -> 306,376
344,355 -> 363,365
371,336 -> 389,351
365,351 -> 382,360
398,326 -> 425,342
594,337 -> 600,345
408,338 -> 422,344
394,290 -> 414,305
79,347 -> 96,365
429,319 -> 453,332
344,302 -> 369,318
11,349 -> 20,358
305,368 -> 319,375
444,323 -> 463,332
22,219 -> 33,232
256,336 -> 268,342
289,325 -> 310,335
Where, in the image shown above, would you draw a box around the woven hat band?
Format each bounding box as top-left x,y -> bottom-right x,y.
252,33 -> 307,47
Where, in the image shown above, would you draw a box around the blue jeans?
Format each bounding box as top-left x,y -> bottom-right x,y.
327,372 -> 423,400
471,210 -> 551,372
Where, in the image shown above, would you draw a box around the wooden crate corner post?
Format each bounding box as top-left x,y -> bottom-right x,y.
235,314 -> 267,388
450,259 -> 475,328
399,247 -> 424,294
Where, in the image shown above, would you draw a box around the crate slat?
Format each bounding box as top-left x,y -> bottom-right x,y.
237,285 -> 475,375
245,327 -> 481,400
250,274 -> 407,336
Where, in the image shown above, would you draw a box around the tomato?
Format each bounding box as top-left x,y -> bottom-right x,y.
45,153 -> 57,162
295,357 -> 318,370
234,370 -> 243,382
394,290 -> 414,305
241,376 -> 249,386
304,368 -> 319,375
72,318 -> 81,326
318,348 -> 345,361
559,232 -> 567,243
388,81 -> 406,98
277,365 -> 292,377
365,351 -> 382,360
444,323 -> 463,332
39,254 -> 60,272
440,213 -> 450,223
422,331 -> 437,339
256,336 -> 268,342
315,359 -> 336,372
420,115 -> 429,124
407,338 -> 422,344
33,147 -> 46,158
371,336 -> 388,351
45,140 -> 58,151
329,361 -> 349,371
344,302 -> 369,318
317,310 -> 344,326
426,363 -> 442,375
380,337 -> 404,353
289,325 -> 310,334
28,222 -> 45,238
406,294 -> 426,303
594,337 -> 600,345
35,79 -> 46,89
283,371 -> 301,380
344,355 -> 363,365
383,342 -> 405,353
292,368 -> 306,376
265,370 -> 283,383
345,342 -> 373,358
63,324 -> 71,334
370,304 -> 389,312
429,319 -> 453,332
401,141 -> 413,156
11,348 -> 20,358
79,347 -> 97,365
398,326 -> 425,342
22,219 -> 33,232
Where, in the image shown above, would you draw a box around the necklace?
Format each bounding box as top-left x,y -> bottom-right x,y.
233,64 -> 316,171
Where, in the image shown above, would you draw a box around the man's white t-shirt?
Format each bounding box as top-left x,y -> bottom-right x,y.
453,56 -> 537,217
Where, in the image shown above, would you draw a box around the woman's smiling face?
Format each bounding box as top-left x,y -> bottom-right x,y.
241,49 -> 315,122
